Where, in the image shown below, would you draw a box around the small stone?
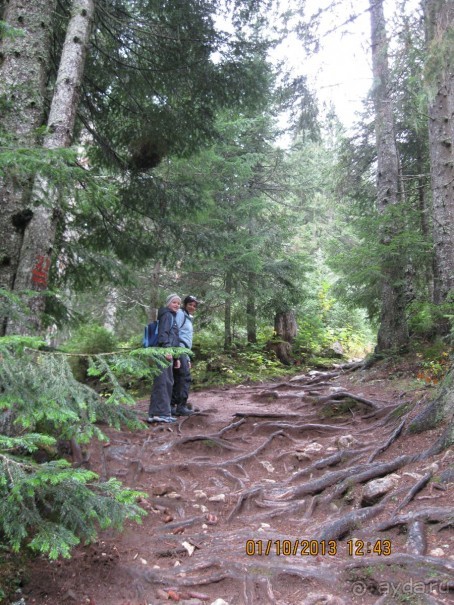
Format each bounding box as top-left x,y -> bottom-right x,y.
260,460 -> 275,473
430,548 -> 445,556
361,475 -> 399,506
208,493 -> 226,502
182,541 -> 196,556
167,492 -> 182,499
152,485 -> 175,496
156,589 -> 168,599
194,490 -> 207,499
336,434 -> 357,449
304,442 -> 323,454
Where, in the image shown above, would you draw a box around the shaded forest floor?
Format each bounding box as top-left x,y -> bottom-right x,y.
19,357 -> 454,605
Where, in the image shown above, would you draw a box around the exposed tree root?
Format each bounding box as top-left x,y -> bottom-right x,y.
289,371 -> 339,385
218,430 -> 288,467
346,552 -> 454,575
375,507 -> 454,531
314,502 -> 386,541
287,450 -> 360,482
250,421 -> 348,436
217,417 -> 247,436
129,557 -> 339,593
273,454 -> 413,503
234,412 -> 303,420
216,467 -> 246,489
417,423 -> 454,458
367,418 -> 407,462
314,390 -> 383,411
326,454 -> 416,502
392,470 -> 433,514
406,520 -> 427,555
170,434 -> 241,452
226,486 -> 264,521
276,463 -> 372,500
256,498 -> 309,520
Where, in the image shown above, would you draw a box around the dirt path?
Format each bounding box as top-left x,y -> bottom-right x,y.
22,363 -> 454,605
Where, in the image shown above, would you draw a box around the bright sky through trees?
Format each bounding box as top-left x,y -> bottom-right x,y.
272,0 -> 420,130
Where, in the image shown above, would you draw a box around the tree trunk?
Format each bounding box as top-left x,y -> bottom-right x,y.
271,310 -> 297,365
0,0 -> 57,332
224,270 -> 233,350
424,0 -> 454,335
369,0 -> 409,352
103,287 -> 118,332
8,0 -> 95,334
246,273 -> 257,344
149,261 -> 161,322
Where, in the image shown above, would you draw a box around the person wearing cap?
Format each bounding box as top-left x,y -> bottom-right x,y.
147,293 -> 181,423
171,295 -> 199,416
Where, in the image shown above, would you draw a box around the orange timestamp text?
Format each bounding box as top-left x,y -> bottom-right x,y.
245,539 -> 392,557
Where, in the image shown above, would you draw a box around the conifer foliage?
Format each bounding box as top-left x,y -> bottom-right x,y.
0,334 -> 184,559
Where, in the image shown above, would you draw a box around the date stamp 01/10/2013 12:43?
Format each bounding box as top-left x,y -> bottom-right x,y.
245,538 -> 392,557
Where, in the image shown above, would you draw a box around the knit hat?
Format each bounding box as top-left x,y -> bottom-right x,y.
165,293 -> 181,306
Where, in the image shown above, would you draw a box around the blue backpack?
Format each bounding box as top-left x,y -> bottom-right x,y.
142,314 -> 184,348
143,320 -> 159,347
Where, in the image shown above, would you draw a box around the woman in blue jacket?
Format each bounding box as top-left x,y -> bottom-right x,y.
147,294 -> 181,423
171,295 -> 198,416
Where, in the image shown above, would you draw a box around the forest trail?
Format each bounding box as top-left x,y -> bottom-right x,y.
22,362 -> 454,605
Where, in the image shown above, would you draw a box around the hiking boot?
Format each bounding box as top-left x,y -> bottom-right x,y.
174,406 -> 194,416
147,415 -> 177,423
171,405 -> 177,415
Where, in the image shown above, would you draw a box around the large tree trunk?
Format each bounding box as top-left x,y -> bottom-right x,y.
148,261 -> 161,322
369,0 -> 409,352
8,0 -> 95,334
408,365 -> 454,455
224,270 -> 233,350
270,310 -> 297,365
246,273 -> 257,344
424,0 -> 454,335
0,0 -> 57,332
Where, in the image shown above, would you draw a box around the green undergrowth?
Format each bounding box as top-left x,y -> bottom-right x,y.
191,348 -> 300,388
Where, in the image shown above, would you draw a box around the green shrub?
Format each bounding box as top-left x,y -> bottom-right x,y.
62,324 -> 118,381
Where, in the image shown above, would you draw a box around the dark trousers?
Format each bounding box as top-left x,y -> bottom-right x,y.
148,364 -> 174,417
171,354 -> 191,408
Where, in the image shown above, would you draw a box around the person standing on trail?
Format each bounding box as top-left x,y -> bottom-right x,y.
171,295 -> 199,416
147,293 -> 181,424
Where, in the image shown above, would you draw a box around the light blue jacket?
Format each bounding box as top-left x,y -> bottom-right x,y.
176,309 -> 193,349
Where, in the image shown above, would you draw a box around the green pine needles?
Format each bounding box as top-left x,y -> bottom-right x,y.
0,336 -> 184,560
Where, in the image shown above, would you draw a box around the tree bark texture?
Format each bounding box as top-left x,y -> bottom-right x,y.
8,0 -> 95,334
369,0 -> 409,352
424,0 -> 454,332
246,273 -> 257,344
148,261 -> 161,322
0,0 -> 57,311
272,309 -> 297,365
224,269 -> 233,350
